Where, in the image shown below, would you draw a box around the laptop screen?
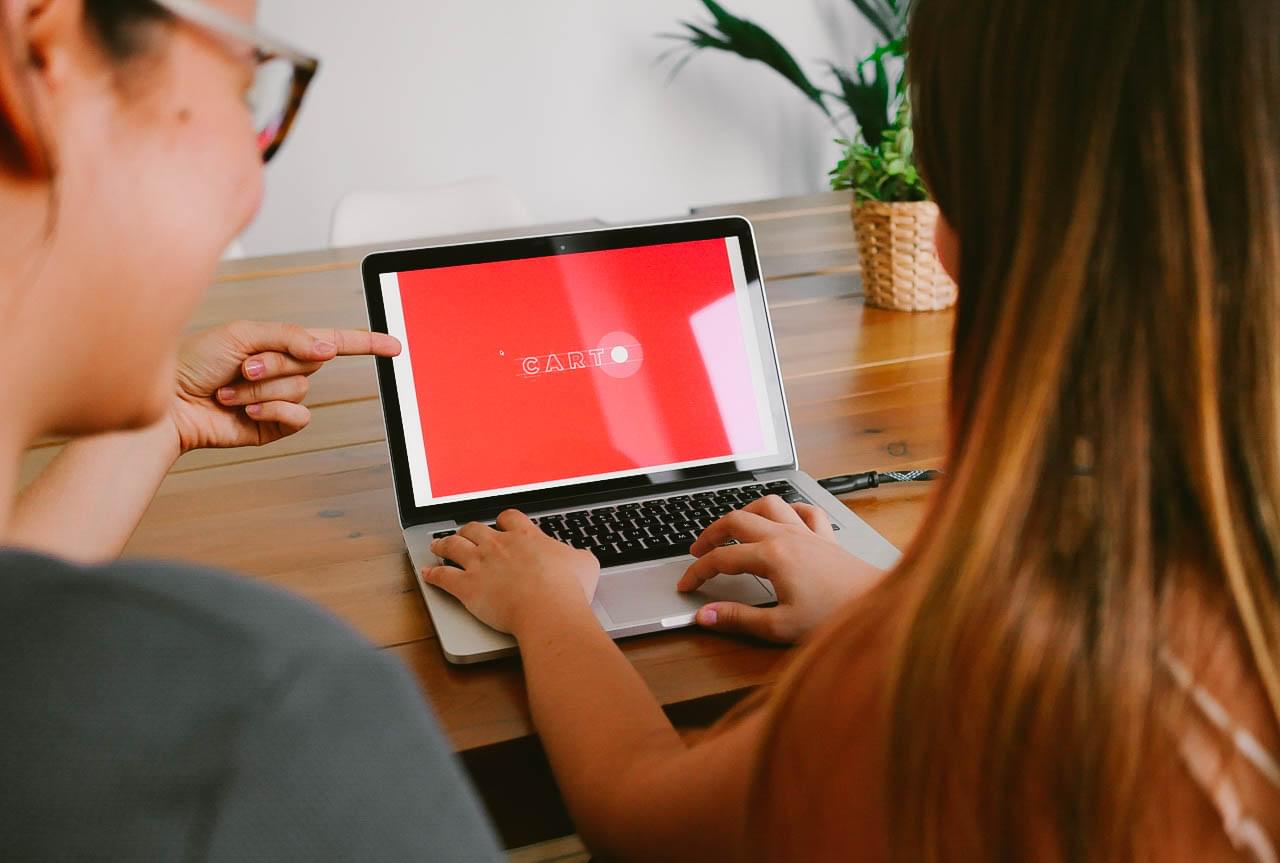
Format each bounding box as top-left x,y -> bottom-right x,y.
377,231 -> 787,509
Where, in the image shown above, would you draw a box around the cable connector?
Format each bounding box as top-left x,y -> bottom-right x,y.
818,469 -> 943,497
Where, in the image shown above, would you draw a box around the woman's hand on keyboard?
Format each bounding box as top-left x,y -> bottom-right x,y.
677,495 -> 884,644
424,510 -> 601,636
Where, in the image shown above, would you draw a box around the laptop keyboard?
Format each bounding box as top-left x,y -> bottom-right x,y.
431,480 -> 841,570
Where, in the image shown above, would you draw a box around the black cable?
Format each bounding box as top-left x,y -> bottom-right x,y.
818,469 -> 944,496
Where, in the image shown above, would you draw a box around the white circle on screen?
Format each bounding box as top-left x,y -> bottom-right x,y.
597,331 -> 643,379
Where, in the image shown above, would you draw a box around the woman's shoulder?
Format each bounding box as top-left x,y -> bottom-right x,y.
0,550 -> 503,862
0,546 -> 378,669
0,545 -> 414,773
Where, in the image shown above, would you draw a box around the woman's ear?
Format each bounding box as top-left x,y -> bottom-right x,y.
0,0 -> 91,178
0,0 -> 56,176
0,0 -> 101,178
935,212 -> 960,284
20,0 -> 88,88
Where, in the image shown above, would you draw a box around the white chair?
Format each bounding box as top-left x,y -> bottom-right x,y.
329,177 -> 535,248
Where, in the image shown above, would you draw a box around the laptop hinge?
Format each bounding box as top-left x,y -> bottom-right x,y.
423,470 -> 759,526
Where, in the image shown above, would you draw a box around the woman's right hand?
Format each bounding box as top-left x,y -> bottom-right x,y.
172,321 -> 400,453
677,496 -> 885,644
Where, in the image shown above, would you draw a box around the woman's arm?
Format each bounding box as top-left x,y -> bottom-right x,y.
515,601 -> 762,861
10,421 -> 181,562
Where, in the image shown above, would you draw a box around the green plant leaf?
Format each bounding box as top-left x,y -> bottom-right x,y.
669,0 -> 831,118
846,0 -> 895,42
897,125 -> 914,161
866,37 -> 906,65
828,56 -> 890,147
830,102 -> 929,202
847,0 -> 911,43
828,137 -> 856,191
664,0 -> 922,197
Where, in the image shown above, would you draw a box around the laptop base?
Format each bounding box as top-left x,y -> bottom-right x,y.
406,469 -> 900,665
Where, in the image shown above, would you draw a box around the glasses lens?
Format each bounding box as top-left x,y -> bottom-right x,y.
249,56 -> 297,157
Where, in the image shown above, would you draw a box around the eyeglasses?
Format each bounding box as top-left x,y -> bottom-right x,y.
152,0 -> 319,163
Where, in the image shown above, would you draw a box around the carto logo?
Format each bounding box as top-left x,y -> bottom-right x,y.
519,331 -> 644,380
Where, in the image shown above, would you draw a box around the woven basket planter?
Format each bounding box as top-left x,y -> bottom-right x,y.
852,200 -> 957,312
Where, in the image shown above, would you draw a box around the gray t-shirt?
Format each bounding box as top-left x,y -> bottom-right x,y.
0,549 -> 503,862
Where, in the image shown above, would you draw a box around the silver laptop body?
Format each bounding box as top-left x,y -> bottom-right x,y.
363,217 -> 900,664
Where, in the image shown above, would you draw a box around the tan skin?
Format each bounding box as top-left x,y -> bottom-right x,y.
0,0 -> 399,562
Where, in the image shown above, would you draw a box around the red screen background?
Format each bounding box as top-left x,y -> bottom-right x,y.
397,239 -> 764,498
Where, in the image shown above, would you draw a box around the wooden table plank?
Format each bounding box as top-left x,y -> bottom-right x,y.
692,190 -> 854,220
765,271 -> 860,306
214,219 -> 607,283
695,190 -> 859,283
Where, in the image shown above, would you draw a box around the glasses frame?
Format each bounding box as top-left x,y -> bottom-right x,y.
151,0 -> 319,162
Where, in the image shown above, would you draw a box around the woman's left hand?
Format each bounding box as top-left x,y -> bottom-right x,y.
425,510 -> 601,637
171,320 -> 400,453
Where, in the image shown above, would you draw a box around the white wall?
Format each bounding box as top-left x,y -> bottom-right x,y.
244,0 -> 878,255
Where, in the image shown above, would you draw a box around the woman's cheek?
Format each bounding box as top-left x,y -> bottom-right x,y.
934,215 -> 961,283
236,159 -> 266,235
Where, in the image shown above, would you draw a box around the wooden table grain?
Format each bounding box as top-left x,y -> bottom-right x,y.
22,192 -> 952,847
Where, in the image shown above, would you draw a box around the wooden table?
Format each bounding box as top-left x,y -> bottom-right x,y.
21,191 -> 952,848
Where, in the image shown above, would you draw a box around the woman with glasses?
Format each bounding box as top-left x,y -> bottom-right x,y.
0,1 -> 502,859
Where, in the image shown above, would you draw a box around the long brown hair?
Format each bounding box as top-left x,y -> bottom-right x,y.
751,0 -> 1280,859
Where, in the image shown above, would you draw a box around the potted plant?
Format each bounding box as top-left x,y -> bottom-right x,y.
666,0 -> 956,311
829,102 -> 956,311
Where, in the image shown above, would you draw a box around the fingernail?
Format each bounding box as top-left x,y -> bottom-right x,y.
700,607 -> 718,626
244,360 -> 265,379
217,387 -> 235,403
246,404 -> 263,417
314,341 -> 337,355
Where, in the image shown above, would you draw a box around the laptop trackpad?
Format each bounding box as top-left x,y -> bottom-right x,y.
596,562 -> 773,627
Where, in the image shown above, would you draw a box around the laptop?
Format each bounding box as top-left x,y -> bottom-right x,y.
362,217 -> 901,664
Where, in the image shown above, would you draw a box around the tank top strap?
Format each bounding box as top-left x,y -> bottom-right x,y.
1162,651 -> 1279,863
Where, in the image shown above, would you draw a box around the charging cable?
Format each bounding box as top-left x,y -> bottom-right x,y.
818,469 -> 944,496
